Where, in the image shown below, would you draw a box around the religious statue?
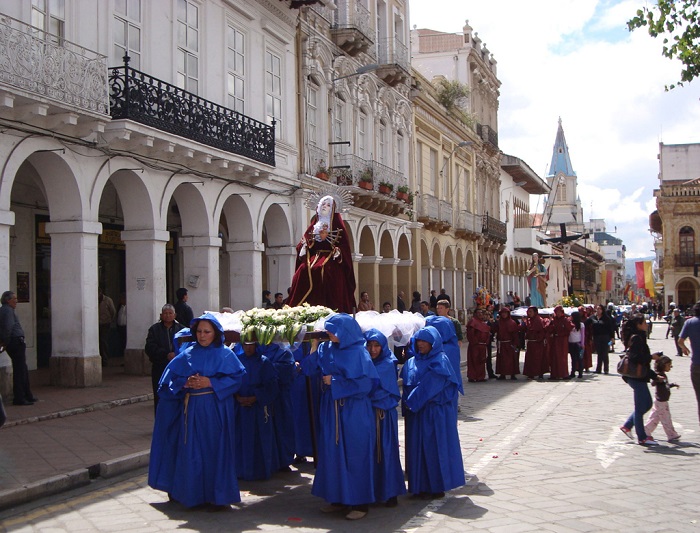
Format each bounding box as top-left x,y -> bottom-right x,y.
286,194 -> 357,313
526,252 -> 548,308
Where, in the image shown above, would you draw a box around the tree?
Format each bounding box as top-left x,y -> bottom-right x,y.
627,0 -> 700,90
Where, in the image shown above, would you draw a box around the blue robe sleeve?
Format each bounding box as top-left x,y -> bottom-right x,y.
404,369 -> 453,412
330,373 -> 374,400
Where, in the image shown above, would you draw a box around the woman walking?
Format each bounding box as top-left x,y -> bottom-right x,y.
620,313 -> 661,445
586,304 -> 615,374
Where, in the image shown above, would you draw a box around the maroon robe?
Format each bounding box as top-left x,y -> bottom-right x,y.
522,309 -> 548,378
546,308 -> 573,379
287,206 -> 356,313
494,309 -> 521,377
466,317 -> 490,381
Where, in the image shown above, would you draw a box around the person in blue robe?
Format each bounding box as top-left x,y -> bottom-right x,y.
290,342 -> 320,462
233,341 -> 279,481
258,342 -> 296,471
302,313 -> 380,520
148,313 -> 246,509
425,315 -> 464,415
364,328 -> 407,507
400,325 -> 465,499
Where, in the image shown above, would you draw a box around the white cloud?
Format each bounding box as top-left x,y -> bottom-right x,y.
409,0 -> 700,258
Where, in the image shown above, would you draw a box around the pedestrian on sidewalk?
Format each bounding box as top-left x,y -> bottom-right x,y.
145,304 -> 185,414
620,314 -> 661,446
148,313 -> 246,509
678,302 -> 700,425
568,311 -> 585,379
644,355 -> 681,442
400,326 -> 465,500
0,291 -> 36,405
174,287 -> 194,327
670,309 -> 685,357
98,287 -> 116,367
586,304 -> 614,374
364,328 -> 406,508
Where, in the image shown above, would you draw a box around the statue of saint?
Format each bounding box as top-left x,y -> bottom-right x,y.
526,252 -> 548,308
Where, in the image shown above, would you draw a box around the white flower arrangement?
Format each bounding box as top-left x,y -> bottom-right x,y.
239,303 -> 334,345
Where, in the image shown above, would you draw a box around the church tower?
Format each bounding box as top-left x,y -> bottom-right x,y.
542,118 -> 584,235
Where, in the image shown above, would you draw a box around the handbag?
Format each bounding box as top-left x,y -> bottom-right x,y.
617,353 -> 647,379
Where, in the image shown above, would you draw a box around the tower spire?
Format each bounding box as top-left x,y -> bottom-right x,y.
548,117 -> 576,177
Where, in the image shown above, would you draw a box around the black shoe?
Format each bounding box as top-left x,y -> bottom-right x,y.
488,374 -> 497,379
578,373 -> 583,378
385,496 -> 398,508
13,400 -> 34,406
497,375 -> 506,380
293,455 -> 308,464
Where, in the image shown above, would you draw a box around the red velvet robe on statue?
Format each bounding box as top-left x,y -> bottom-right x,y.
287,204 -> 357,313
521,309 -> 549,379
466,317 -> 490,381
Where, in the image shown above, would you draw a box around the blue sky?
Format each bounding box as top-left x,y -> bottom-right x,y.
409,0 -> 700,258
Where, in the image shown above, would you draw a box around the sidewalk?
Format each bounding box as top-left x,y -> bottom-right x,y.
0,362 -> 155,510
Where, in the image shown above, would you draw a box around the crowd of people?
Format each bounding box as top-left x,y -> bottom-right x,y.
143,290 -> 700,512
146,305 -> 467,517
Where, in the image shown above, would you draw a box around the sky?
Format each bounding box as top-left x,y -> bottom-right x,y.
408,0 -> 700,258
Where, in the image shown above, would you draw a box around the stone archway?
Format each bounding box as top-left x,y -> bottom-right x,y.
262,203 -> 294,303
220,194 -> 255,311
676,278 -> 698,309
378,229 -> 396,307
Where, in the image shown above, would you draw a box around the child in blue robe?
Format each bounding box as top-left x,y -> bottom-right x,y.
364,328 -> 407,507
259,342 -> 296,471
425,315 -> 464,415
234,341 -> 279,481
148,313 -> 246,509
400,325 -> 465,499
303,313 -> 379,520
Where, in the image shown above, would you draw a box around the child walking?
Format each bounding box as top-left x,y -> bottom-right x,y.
644,355 -> 681,442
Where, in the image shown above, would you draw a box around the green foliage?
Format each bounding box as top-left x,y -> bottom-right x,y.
628,0 -> 700,90
436,79 -> 470,110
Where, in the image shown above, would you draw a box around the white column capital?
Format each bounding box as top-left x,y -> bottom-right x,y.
45,220 -> 102,235
120,229 -> 171,242
264,245 -> 296,256
0,209 -> 15,226
226,241 -> 265,253
179,235 -> 222,248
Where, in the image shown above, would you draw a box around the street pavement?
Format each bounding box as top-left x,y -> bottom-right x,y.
1,322 -> 700,532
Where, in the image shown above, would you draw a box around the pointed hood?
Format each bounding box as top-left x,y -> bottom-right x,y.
324,313 -> 364,350
425,315 -> 457,345
410,325 -> 444,359
189,313 -> 226,346
363,328 -> 395,363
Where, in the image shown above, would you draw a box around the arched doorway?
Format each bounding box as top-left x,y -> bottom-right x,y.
676,278 -> 698,309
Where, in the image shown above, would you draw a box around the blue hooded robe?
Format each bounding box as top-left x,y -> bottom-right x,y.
148,313 -> 246,507
303,313 -> 380,505
426,315 -> 464,414
259,342 -> 296,470
233,343 -> 279,481
364,328 -> 407,502
400,326 -> 465,495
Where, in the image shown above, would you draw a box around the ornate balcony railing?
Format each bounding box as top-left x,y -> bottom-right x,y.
456,210 -> 479,234
674,254 -> 700,268
109,57 -> 275,166
477,123 -> 498,149
307,144 -> 329,176
660,184 -> 700,197
308,1 -> 335,23
482,213 -> 507,243
377,38 -> 409,71
438,199 -> 453,225
335,0 -> 373,41
371,160 -> 407,194
0,14 -> 108,115
417,193 -> 439,220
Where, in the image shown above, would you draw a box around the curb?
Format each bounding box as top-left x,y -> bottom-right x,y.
3,393 -> 154,428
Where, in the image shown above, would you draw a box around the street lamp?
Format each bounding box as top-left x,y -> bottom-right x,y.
440,141 -> 474,175
332,63 -> 380,83
500,180 -> 527,205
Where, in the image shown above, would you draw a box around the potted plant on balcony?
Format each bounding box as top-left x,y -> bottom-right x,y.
358,167 -> 374,190
396,184 -> 409,202
378,181 -> 394,195
315,161 -> 329,181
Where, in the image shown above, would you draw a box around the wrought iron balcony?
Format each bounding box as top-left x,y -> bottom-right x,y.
482,214 -> 507,243
375,38 -> 409,86
109,57 -> 275,166
0,14 -> 108,115
332,1 -> 373,56
477,123 -> 498,150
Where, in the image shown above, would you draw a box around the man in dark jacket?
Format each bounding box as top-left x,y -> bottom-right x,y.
174,288 -> 193,327
145,304 -> 185,413
0,291 -> 36,405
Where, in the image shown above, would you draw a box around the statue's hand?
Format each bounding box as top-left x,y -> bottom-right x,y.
299,242 -> 307,257
333,247 -> 340,260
